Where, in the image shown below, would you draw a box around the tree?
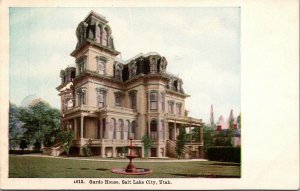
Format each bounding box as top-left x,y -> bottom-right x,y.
142,134 -> 153,158
18,98 -> 61,149
9,102 -> 25,149
58,130 -> 75,156
176,128 -> 187,159
237,114 -> 241,129
191,125 -> 215,150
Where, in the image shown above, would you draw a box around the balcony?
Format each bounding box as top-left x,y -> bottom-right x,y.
72,138 -> 143,147
98,105 -> 138,116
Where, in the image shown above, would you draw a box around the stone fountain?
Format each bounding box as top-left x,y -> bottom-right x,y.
111,137 -> 152,175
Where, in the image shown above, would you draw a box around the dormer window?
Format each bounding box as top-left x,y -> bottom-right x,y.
129,62 -> 137,78
96,25 -> 101,44
103,28 -> 108,46
115,64 -> 122,80
150,57 -> 158,74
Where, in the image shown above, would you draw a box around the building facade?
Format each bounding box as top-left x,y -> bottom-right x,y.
57,11 -> 204,158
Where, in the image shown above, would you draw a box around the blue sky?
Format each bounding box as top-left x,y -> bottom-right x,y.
9,7 -> 240,123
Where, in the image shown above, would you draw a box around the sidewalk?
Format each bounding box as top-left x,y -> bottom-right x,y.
12,154 -> 208,163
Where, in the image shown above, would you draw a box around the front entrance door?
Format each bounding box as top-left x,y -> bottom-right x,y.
151,148 -> 157,157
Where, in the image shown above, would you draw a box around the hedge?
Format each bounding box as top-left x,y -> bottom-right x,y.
9,150 -> 43,155
206,147 -> 241,163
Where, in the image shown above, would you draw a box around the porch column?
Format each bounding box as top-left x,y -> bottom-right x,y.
100,119 -> 103,139
80,116 -> 84,139
189,126 -> 192,142
147,119 -> 150,135
74,118 -> 77,139
105,118 -> 109,139
157,117 -> 160,142
141,146 -> 145,158
112,147 -> 117,158
174,122 -> 177,141
101,146 -> 106,158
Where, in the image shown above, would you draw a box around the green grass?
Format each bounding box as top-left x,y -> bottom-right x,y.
9,155 -> 240,178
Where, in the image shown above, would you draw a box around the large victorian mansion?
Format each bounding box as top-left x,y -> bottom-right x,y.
57,11 -> 204,158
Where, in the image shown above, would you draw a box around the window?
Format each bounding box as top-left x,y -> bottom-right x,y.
123,120 -> 129,140
103,28 -> 108,46
116,119 -> 123,140
98,92 -> 105,108
129,91 -> 137,109
159,93 -> 164,111
115,68 -> 121,80
78,92 -> 86,106
98,60 -> 105,75
130,63 -> 137,77
168,101 -> 174,114
130,120 -> 137,139
150,120 -> 158,140
176,103 -> 182,115
150,92 -> 157,110
109,118 -> 116,139
66,99 -> 73,110
78,61 -> 85,75
115,94 -> 121,107
96,25 -> 101,43
150,58 -> 157,74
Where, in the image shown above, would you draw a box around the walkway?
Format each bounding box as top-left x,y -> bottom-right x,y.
12,154 -> 208,163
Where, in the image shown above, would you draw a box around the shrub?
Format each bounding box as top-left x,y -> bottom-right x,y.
206,147 -> 240,163
19,139 -> 28,151
82,145 -> 90,157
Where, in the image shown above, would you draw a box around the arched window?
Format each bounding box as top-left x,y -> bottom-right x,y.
98,92 -> 105,108
109,118 -> 116,139
176,103 -> 182,115
96,25 -> 101,44
130,120 -> 137,139
159,121 -> 164,140
123,120 -> 129,140
116,119 -> 123,140
98,60 -> 105,75
103,28 -> 108,46
150,120 -> 158,140
150,92 -> 157,110
168,101 -> 174,114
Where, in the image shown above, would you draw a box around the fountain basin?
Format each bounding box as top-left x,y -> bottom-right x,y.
111,168 -> 152,175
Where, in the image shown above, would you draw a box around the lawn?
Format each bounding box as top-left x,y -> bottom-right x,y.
9,155 -> 240,178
